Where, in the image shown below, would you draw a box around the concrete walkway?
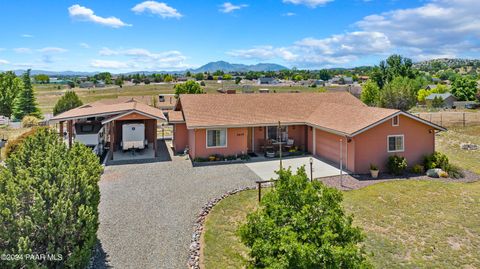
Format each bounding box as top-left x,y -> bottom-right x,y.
245,156 -> 345,181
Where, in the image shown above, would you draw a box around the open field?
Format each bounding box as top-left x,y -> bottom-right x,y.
437,126 -> 480,174
202,180 -> 480,268
414,111 -> 480,127
35,81 -> 328,113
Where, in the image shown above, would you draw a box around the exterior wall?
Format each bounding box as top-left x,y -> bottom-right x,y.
192,127 -> 248,158
287,125 -> 306,151
353,115 -> 435,174
314,128 -> 355,172
253,126 -> 265,152
307,126 -> 313,154
173,123 -> 188,153
188,129 -> 196,158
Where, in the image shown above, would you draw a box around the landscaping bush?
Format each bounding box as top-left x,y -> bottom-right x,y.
387,155 -> 408,175
445,164 -> 465,179
21,115 -> 40,128
411,164 -> 424,174
239,167 -> 371,268
424,152 -> 449,171
2,128 -> 38,159
0,128 -> 102,268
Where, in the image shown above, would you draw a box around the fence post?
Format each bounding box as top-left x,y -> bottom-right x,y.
257,182 -> 262,202
440,113 -> 443,126
463,113 -> 466,127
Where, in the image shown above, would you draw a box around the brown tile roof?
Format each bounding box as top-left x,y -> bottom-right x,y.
177,92 -> 401,135
50,98 -> 167,122
168,110 -> 184,123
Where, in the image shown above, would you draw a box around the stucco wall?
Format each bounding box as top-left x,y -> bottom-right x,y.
173,123 -> 188,153
253,127 -> 265,152
288,125 -> 306,151
188,129 -> 196,158
353,115 -> 435,174
193,127 -> 248,158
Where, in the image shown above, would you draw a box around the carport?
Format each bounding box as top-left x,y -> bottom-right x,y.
245,156 -> 347,181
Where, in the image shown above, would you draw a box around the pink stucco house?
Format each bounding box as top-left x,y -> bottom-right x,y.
169,92 -> 445,174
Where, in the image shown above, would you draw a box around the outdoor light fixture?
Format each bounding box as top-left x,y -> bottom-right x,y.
309,157 -> 313,182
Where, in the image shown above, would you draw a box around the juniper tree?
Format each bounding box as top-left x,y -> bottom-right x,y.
12,69 -> 41,119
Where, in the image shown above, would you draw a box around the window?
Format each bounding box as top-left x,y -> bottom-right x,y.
207,129 -> 227,148
267,126 -> 288,142
392,115 -> 399,126
388,135 -> 404,152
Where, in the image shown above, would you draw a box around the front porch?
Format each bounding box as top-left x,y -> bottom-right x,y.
247,124 -> 309,157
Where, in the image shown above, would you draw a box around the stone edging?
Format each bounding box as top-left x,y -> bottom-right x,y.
187,186 -> 257,269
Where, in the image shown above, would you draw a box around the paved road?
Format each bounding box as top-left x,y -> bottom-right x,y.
93,156 -> 259,269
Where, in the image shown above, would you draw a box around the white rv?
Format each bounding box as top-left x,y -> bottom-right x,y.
74,121 -> 105,156
121,123 -> 147,151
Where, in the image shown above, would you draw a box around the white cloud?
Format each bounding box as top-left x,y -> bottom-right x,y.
80,43 -> 90,48
21,34 -> 34,38
283,12 -> 296,16
355,0 -> 480,60
228,31 -> 390,67
97,47 -> 190,70
132,1 -> 182,18
37,47 -> 68,53
13,48 -> 32,54
0,59 -> 9,65
68,4 -> 131,28
283,0 -> 333,8
219,2 -> 248,13
90,60 -> 130,69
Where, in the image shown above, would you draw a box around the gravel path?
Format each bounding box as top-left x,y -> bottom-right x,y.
93,157 -> 259,268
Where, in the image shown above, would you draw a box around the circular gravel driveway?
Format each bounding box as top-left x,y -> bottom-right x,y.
93,158 -> 259,269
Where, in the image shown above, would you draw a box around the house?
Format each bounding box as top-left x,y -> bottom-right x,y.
79,81 -> 94,88
49,98 -> 167,161
96,81 -> 106,88
425,93 -> 457,108
170,92 -> 445,174
425,84 -> 437,90
257,77 -> 277,85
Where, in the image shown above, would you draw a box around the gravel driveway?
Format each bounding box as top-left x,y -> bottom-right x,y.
93,157 -> 259,268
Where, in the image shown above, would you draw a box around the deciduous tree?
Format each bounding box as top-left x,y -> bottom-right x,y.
360,80 -> 380,106
450,76 -> 477,101
53,91 -> 83,116
174,80 -> 204,97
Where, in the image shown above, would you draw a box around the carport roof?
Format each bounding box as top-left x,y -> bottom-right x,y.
50,98 -> 167,122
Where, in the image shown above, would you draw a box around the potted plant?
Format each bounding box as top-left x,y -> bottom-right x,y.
370,163 -> 379,179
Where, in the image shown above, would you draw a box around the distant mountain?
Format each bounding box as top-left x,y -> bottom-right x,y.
12,70 -> 99,77
191,61 -> 288,73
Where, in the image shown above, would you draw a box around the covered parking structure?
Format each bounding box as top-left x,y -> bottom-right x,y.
49,98 -> 167,161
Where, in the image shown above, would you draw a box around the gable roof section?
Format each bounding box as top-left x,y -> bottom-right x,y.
425,93 -> 454,100
178,92 -> 445,136
50,98 -> 167,122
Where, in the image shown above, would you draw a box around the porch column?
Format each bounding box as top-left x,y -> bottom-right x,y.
67,120 -> 73,148
59,121 -> 64,138
109,121 -> 115,160
154,120 -> 158,157
252,127 -> 255,152
312,128 -> 316,155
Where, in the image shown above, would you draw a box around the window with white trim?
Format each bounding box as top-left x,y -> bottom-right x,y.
387,135 -> 404,152
207,129 -> 227,148
392,115 -> 399,126
267,126 -> 288,142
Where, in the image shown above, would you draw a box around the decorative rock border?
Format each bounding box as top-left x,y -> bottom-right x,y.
188,186 -> 257,269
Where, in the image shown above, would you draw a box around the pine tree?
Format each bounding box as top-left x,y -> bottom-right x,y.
12,69 -> 41,120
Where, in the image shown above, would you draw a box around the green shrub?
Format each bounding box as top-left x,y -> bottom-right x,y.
3,128 -> 39,159
53,91 -> 83,116
387,155 -> 408,175
21,115 -> 40,128
445,164 -> 465,179
370,163 -> 378,171
411,164 -> 424,174
0,128 -> 102,268
239,167 -> 371,268
423,152 -> 449,170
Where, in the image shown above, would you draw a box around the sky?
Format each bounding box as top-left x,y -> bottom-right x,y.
0,0 -> 479,72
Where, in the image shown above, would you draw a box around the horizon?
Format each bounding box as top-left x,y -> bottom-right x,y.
0,0 -> 479,72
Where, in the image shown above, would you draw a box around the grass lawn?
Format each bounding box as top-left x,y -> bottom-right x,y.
436,126 -> 480,174
202,180 -> 480,268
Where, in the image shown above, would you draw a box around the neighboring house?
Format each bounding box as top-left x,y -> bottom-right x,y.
170,92 -> 445,174
79,81 -> 94,88
425,84 -> 437,90
425,93 -> 457,108
96,81 -> 106,88
257,77 -> 277,85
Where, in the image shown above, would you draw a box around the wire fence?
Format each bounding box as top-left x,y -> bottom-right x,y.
413,112 -> 480,127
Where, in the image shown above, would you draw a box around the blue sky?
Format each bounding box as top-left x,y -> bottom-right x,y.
0,0 -> 479,72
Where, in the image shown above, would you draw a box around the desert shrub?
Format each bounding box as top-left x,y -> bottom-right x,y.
445,164 -> 465,179
423,152 -> 449,170
0,128 -> 102,268
21,115 -> 40,128
239,167 -> 371,268
3,128 -> 39,158
387,155 -> 408,175
411,164 -> 424,174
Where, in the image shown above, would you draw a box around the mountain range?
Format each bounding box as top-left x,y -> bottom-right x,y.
7,61 -> 289,77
